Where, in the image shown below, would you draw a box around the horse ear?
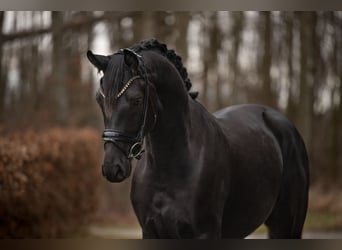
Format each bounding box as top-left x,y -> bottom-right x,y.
87,50 -> 110,72
123,49 -> 139,70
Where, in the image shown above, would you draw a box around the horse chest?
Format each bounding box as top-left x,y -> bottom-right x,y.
137,190 -> 195,238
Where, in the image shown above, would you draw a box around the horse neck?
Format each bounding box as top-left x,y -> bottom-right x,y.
145,102 -> 191,179
146,104 -> 190,156
145,58 -> 192,174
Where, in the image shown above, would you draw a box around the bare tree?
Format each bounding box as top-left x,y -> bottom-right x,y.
297,12 -> 317,175
258,11 -> 276,108
283,12 -> 296,120
201,12 -> 222,110
174,12 -> 191,63
229,11 -> 244,105
51,12 -> 68,124
0,12 -> 5,122
330,12 -> 342,182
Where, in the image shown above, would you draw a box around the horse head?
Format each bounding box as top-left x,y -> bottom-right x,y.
87,48 -> 157,182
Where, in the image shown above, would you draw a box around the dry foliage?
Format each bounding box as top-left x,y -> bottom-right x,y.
309,184 -> 342,213
0,128 -> 102,237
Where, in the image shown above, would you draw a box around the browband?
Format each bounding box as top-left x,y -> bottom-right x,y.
117,75 -> 141,98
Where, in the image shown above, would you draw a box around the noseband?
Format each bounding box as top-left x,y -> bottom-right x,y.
102,49 -> 155,160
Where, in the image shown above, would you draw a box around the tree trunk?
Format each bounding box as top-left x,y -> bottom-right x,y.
259,11 -> 276,107
201,13 -> 221,110
202,55 -> 209,107
0,12 -> 5,122
210,14 -> 222,109
297,12 -> 317,177
331,12 -> 342,183
283,12 -> 296,120
229,11 -> 244,104
135,12 -> 157,41
174,12 -> 191,63
51,11 -> 68,125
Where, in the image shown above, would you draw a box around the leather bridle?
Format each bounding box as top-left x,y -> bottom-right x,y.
102,48 -> 156,160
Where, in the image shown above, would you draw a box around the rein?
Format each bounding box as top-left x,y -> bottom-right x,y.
102,48 -> 156,160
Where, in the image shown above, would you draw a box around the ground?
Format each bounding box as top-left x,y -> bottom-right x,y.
85,184 -> 342,239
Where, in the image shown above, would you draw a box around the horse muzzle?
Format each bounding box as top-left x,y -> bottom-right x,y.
102,142 -> 132,182
102,162 -> 132,183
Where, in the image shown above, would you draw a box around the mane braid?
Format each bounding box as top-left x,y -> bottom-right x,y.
129,39 -> 193,95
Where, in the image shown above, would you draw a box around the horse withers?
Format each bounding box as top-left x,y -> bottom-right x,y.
87,39 -> 309,239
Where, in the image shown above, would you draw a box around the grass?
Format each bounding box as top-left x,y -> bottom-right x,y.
85,210 -> 342,239
87,224 -> 141,239
304,211 -> 342,231
253,210 -> 342,235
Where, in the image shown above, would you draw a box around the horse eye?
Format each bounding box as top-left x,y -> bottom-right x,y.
132,97 -> 143,105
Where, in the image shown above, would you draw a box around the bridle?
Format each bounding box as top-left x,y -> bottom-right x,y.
101,48 -> 156,160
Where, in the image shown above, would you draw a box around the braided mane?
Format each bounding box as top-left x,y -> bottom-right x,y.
129,39 -> 195,97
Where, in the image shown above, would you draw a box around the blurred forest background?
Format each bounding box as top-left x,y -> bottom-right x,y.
1,11 -> 342,237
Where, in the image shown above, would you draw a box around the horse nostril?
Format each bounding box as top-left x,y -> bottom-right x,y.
102,163 -> 114,177
114,164 -> 123,173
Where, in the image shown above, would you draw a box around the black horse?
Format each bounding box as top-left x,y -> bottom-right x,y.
87,39 -> 309,239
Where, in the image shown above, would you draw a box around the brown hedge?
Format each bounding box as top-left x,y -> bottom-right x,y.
0,128 -> 102,237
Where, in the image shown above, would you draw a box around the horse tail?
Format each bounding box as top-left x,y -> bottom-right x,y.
262,108 -> 309,238
262,109 -> 309,183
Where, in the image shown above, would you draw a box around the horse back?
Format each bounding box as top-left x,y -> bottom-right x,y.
214,103 -> 308,190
